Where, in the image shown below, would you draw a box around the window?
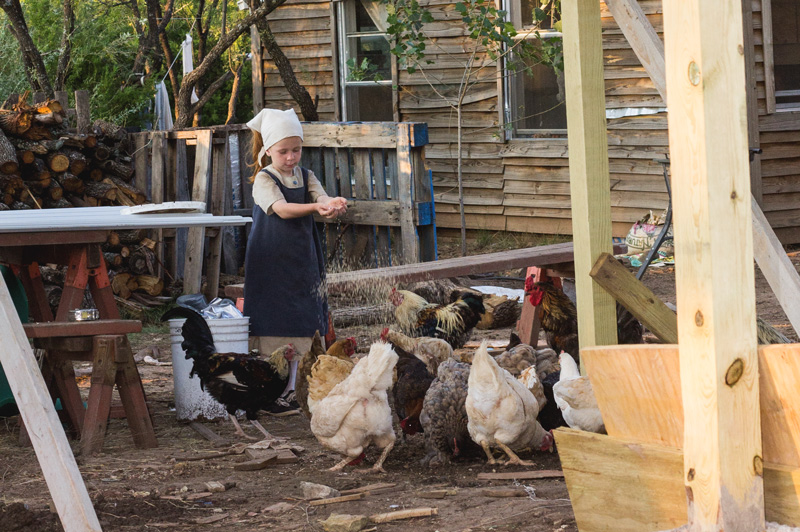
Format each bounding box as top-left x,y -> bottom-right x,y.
771,0 -> 800,110
337,0 -> 394,121
505,0 -> 567,138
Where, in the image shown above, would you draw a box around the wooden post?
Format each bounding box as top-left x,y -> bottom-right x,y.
184,130 -> 212,294
151,132 -> 166,279
562,0 -> 617,360
663,1 -> 764,529
396,123 -> 418,264
204,134 -> 228,302
0,275 -> 102,531
74,90 -> 90,134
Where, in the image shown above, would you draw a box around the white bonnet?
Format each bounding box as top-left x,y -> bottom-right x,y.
246,108 -> 304,165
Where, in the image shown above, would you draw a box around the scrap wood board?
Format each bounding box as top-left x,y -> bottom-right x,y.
0,274 -> 101,530
554,428 -> 800,531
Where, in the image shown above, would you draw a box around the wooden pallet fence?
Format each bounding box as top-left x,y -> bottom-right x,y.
129,122 -> 435,298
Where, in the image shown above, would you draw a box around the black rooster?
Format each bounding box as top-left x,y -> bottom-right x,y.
162,307 -> 297,441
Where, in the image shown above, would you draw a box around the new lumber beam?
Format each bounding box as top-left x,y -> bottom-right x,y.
0,275 -> 102,531
589,252 -> 678,343
562,0 -> 618,361
664,1 -> 764,529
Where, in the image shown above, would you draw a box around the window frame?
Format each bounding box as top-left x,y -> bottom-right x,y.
763,0 -> 800,113
336,0 -> 395,121
503,0 -> 567,139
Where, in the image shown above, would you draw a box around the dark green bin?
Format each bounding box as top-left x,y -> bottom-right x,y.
0,265 -> 29,416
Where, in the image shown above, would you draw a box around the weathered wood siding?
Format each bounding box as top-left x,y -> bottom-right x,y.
256,0 -> 337,120
255,0 -> 800,244
754,0 -> 800,244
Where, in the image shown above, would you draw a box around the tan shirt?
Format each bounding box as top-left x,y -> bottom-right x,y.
252,165 -> 329,215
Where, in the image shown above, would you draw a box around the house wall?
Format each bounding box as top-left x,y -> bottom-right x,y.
254,0 -> 800,244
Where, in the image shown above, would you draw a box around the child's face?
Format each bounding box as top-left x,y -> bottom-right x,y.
266,136 -> 303,175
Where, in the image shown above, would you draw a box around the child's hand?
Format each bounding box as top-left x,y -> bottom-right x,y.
317,203 -> 337,219
329,197 -> 348,216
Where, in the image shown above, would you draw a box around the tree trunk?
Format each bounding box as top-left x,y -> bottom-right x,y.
255,19 -> 318,121
174,0 -> 287,128
1,0 -> 53,97
55,0 -> 75,91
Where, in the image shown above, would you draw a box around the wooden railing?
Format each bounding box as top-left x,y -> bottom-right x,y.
128,122 -> 436,298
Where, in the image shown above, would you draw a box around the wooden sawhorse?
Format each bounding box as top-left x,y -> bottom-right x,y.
24,320 -> 158,455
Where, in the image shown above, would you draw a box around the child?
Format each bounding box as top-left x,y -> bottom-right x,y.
244,108 -> 347,415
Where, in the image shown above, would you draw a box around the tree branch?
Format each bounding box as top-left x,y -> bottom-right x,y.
1,0 -> 53,96
189,69 -> 234,116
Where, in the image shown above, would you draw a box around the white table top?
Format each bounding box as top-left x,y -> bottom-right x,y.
0,206 -> 252,233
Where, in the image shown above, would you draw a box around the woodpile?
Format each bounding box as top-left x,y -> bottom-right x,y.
0,93 -> 146,210
104,230 -> 168,304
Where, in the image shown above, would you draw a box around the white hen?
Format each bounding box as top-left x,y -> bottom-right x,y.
310,341 -> 398,473
518,365 -> 547,411
552,352 -> 605,433
466,340 -> 554,466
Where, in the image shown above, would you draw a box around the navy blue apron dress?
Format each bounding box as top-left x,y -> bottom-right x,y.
243,168 -> 328,337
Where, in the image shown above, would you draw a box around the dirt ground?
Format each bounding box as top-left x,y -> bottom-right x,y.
1,238 -> 797,532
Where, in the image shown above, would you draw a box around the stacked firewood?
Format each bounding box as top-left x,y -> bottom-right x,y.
104,229 -> 167,304
0,93 -> 147,210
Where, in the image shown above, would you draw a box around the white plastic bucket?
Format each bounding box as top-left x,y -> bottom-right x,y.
168,316 -> 250,421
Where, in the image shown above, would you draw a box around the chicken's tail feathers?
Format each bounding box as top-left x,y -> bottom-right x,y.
161,307 -> 216,359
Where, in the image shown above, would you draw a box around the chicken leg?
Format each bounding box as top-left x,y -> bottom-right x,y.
479,439 -> 498,465
328,454 -> 363,472
229,414 -> 259,440
251,420 -> 288,442
357,441 -> 394,474
495,441 -> 534,467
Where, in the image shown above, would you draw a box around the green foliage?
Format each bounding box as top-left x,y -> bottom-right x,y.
0,0 -> 254,128
382,0 -> 563,77
345,57 -> 384,82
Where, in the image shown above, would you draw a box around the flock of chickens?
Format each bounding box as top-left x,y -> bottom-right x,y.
164,279 -> 638,472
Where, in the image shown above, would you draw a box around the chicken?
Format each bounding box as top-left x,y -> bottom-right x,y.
525,278 -> 644,363
518,365 -> 547,411
306,355 -> 355,416
161,307 -> 296,441
552,352 -> 605,433
391,345 -> 435,436
419,358 -> 479,466
380,327 -> 453,375
466,340 -> 554,466
494,332 -> 537,377
533,347 -> 566,431
389,288 -> 485,349
296,333 -> 356,418
310,341 -> 398,473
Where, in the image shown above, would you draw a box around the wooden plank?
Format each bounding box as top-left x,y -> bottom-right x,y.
476,470 -> 564,481
555,428 -> 800,531
302,123 -> 399,149
23,320 -> 142,338
562,0 -> 618,359
223,241 -> 627,299
603,0 -> 667,101
742,0 -> 763,204
0,274 -> 102,530
204,135 -> 228,302
396,124 -> 418,263
585,344 -> 800,469
184,130 -> 213,295
752,197 -> 800,337
664,0 -> 763,527
589,252 -> 678,343
133,133 -> 149,198
762,0 -> 776,114
313,199 -> 409,227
